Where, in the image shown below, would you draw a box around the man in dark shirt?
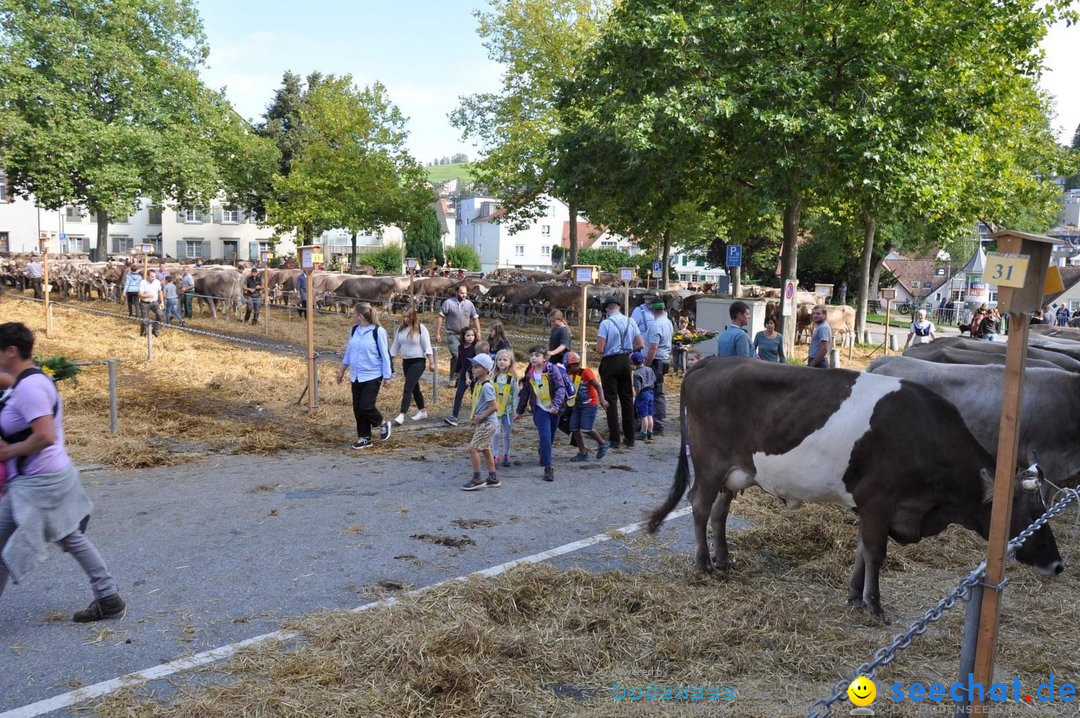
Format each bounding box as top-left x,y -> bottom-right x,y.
243,268 -> 263,324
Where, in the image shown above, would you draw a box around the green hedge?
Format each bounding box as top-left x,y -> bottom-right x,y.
444,245 -> 482,272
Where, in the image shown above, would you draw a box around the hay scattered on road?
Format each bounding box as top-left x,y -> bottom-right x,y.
92,492 -> 1080,718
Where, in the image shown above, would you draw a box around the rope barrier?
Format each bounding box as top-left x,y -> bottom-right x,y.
805,487 -> 1080,717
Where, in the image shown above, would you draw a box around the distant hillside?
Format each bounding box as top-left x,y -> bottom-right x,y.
426,162 -> 475,185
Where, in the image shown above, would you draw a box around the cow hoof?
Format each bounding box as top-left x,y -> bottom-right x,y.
711,558 -> 731,571
694,558 -> 713,574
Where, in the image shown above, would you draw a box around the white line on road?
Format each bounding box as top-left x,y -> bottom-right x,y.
1,506 -> 692,718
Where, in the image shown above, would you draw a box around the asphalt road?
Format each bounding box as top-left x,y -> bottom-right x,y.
0,421 -> 706,716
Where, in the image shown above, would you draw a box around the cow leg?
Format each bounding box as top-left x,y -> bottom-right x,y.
855,520 -> 889,616
708,489 -> 735,570
847,540 -> 866,606
689,480 -> 722,573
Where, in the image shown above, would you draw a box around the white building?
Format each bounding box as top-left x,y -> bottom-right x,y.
672,249 -> 727,284
319,226 -> 403,266
456,195 -> 580,273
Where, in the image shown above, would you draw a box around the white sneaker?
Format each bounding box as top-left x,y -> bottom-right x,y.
393,413 -> 405,425
411,410 -> 428,421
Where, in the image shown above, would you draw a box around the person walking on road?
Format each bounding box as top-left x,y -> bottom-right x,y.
461,354 -> 501,491
444,328 -> 478,427
644,300 -> 673,434
337,303 -> 393,450
0,322 -> 126,622
546,311 -> 572,365
596,296 -> 643,450
564,351 -> 609,462
491,349 -> 518,468
389,307 -> 433,425
435,285 -> 480,386
808,304 -> 832,368
514,345 -> 568,482
717,301 -> 753,358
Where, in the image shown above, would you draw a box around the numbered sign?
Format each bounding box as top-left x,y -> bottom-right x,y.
985,252 -> 1030,289
619,267 -> 634,283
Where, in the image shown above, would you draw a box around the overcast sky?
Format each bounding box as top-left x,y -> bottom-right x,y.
196,2 -> 1080,163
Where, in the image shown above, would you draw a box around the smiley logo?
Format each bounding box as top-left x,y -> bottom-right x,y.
847,676 -> 876,706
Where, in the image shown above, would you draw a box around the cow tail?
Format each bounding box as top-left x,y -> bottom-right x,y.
647,399 -> 691,534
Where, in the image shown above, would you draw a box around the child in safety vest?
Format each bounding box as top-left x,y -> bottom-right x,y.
564,352 -> 610,462
491,349 -> 518,468
462,354 -> 500,491
514,344 -> 568,482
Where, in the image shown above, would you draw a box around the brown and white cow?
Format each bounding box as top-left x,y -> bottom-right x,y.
647,357 -> 1063,615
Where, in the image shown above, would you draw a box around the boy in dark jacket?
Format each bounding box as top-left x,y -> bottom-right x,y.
514,345 -> 568,482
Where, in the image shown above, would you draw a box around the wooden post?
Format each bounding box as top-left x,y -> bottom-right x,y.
263,268 -> 270,335
107,359 -> 119,435
883,299 -> 891,356
305,267 -> 316,414
43,248 -> 53,337
580,282 -> 589,367
971,311 -> 1030,711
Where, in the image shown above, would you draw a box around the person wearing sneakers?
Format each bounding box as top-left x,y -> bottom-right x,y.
461,354 -> 501,491
564,352 -> 610,462
0,322 -> 125,622
336,303 -> 393,449
514,345 -> 568,482
491,349 -> 518,468
389,307 -> 434,425
631,351 -> 656,442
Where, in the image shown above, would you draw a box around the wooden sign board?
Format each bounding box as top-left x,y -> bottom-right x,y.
985,252 -> 1030,289
880,288 -> 897,301
619,267 -> 634,283
406,257 -> 418,271
815,283 -> 833,298
573,265 -> 599,284
135,243 -> 154,255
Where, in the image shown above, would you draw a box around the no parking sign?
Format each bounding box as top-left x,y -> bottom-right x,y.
782,279 -> 796,316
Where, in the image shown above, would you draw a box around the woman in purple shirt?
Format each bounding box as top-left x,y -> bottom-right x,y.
0,322 -> 125,622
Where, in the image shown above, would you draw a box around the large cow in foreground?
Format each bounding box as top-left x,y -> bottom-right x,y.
868,356 -> 1080,488
647,358 -> 1062,615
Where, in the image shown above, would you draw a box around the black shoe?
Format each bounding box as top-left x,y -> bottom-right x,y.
73,594 -> 126,623
379,421 -> 392,441
543,466 -> 554,482
462,476 -> 486,491
486,476 -> 501,488
351,437 -> 372,450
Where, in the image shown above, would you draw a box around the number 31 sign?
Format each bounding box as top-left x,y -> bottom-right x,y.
986,252 -> 1030,289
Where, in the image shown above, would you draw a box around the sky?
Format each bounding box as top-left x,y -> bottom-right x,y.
196,1 -> 1080,163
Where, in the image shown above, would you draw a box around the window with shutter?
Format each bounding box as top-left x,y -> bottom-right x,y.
148,207 -> 162,225
0,232 -> 8,252
249,241 -> 260,261
200,241 -> 211,260
213,206 -> 224,223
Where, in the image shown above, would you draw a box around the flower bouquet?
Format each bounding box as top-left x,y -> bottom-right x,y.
34,356 -> 81,383
673,328 -> 718,345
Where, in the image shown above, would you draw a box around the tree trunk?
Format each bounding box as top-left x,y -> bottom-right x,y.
661,228 -> 671,290
869,245 -> 891,301
95,208 -> 109,259
854,208 -> 876,337
350,232 -> 357,273
780,194 -> 802,361
567,199 -> 579,269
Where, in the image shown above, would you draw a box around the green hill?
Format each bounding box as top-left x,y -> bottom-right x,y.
425,162 -> 475,185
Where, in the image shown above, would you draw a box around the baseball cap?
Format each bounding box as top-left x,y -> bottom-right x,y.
649,300 -> 666,310
630,351 -> 645,365
470,354 -> 494,373
564,351 -> 581,365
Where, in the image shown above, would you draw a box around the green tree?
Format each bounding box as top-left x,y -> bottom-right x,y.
452,0 -> 612,268
266,76 -> 430,270
444,245 -> 482,272
0,0 -> 277,257
405,207 -> 445,266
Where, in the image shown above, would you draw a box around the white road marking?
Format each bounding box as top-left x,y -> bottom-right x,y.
749,373 -> 904,507
0,506 -> 692,718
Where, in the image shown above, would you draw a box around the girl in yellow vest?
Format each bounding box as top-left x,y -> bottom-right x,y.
514,344 -> 568,482
491,349 -> 518,468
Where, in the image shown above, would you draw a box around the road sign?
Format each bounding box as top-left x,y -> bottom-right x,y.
726,244 -> 743,267
651,261 -> 663,279
782,279 -> 796,316
985,251 -> 1030,289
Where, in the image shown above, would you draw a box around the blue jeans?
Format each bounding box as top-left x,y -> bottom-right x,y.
164,298 -> 183,325
569,404 -> 598,433
532,408 -> 559,468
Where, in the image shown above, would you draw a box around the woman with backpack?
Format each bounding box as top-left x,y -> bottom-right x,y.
514,345 -> 569,482
337,303 -> 393,450
0,322 -> 126,622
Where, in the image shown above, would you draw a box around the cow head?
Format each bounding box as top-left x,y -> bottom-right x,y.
980,466 -> 1063,577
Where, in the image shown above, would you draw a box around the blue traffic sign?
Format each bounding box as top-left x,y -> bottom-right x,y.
651,261 -> 663,278
726,244 -> 743,267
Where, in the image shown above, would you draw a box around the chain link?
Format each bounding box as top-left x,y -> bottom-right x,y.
806,487 -> 1080,717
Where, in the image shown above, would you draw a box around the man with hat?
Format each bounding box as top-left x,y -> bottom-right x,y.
643,299 -> 674,435
630,294 -> 656,336
595,295 -> 644,450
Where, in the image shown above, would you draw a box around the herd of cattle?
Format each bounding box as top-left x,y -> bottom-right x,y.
648,324 -> 1080,615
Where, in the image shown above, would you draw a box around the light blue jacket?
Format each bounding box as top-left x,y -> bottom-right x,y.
342,324 -> 392,383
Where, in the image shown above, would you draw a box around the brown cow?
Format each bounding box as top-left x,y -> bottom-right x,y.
646,358 -> 1062,615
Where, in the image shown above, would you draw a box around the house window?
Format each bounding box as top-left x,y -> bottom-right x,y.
0,232 -> 8,252
148,206 -> 162,225
0,175 -> 6,202
515,245 -> 525,256
541,245 -> 550,256
111,236 -> 133,253
695,258 -> 705,267
680,273 -> 689,282
541,225 -> 551,236
184,240 -> 203,259
184,209 -> 200,223
148,237 -> 162,255
222,208 -> 240,223
66,236 -> 85,252
65,206 -> 81,221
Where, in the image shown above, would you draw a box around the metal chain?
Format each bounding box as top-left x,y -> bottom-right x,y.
806,487 -> 1080,717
